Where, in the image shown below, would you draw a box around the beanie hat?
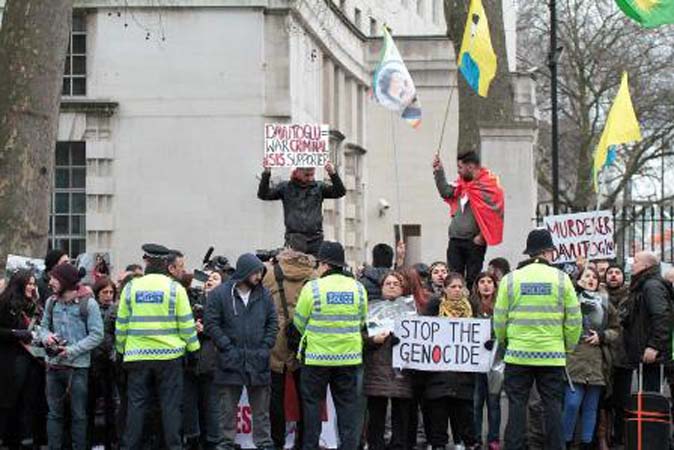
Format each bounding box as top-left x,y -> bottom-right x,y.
50,263 -> 81,291
45,249 -> 67,272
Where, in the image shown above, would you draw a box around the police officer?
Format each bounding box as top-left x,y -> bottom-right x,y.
293,241 -> 367,450
493,229 -> 582,450
115,244 -> 201,450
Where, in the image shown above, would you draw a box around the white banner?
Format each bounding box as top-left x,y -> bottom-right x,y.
392,316 -> 491,373
264,123 -> 330,168
543,210 -> 615,264
236,387 -> 338,449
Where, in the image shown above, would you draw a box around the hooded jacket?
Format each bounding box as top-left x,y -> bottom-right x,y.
205,254 -> 278,386
622,266 -> 673,367
262,250 -> 315,373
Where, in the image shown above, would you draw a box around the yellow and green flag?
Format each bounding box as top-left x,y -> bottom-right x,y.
458,0 -> 497,97
593,72 -> 642,192
615,0 -> 674,28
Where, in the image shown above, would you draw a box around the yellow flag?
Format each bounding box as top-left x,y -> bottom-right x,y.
458,0 -> 497,97
592,72 -> 642,192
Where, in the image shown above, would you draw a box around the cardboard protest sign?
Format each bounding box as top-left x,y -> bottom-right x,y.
392,316 -> 491,373
5,254 -> 45,278
366,296 -> 417,336
543,211 -> 615,264
264,123 -> 330,168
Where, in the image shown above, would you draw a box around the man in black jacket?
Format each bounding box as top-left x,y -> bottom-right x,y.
258,162 -> 346,256
623,251 -> 673,391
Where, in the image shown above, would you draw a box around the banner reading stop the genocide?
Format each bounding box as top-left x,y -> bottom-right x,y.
264,123 -> 330,168
543,210 -> 616,264
392,316 -> 491,373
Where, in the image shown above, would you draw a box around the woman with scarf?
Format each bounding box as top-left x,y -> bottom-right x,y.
427,262 -> 449,298
421,272 -> 479,450
471,272 -> 501,450
562,267 -> 618,449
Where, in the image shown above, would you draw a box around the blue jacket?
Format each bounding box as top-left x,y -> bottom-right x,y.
204,254 -> 278,386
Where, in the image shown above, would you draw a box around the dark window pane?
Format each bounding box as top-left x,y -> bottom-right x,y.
72,77 -> 86,96
55,143 -> 69,165
55,169 -> 69,188
55,216 -> 69,234
55,239 -> 70,255
64,57 -> 71,75
71,193 -> 86,213
73,15 -> 86,32
71,215 -> 85,235
62,78 -> 71,96
72,56 -> 86,75
71,239 -> 86,256
55,193 -> 69,213
72,35 -> 86,54
71,143 -> 85,165
71,168 -> 85,188
48,217 -> 53,235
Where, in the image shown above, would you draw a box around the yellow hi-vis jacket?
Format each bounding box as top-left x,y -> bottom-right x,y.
115,273 -> 200,362
293,273 -> 367,366
493,260 -> 582,366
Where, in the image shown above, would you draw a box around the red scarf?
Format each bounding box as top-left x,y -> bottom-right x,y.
445,167 -> 505,246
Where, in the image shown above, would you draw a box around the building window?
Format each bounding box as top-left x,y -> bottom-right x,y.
50,142 -> 86,256
370,17 -> 378,36
63,14 -> 87,96
354,8 -> 362,30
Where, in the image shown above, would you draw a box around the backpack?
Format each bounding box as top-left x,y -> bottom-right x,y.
45,295 -> 90,334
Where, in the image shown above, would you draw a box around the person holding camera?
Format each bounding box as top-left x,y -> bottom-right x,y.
257,162 -> 346,257
262,247 -> 316,449
37,262 -> 104,450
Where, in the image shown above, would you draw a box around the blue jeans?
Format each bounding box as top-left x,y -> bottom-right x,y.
183,371 -> 223,447
562,383 -> 602,443
46,367 -> 89,450
474,373 -> 501,443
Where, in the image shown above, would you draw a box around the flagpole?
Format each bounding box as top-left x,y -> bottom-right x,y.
390,113 -> 404,243
436,86 -> 456,156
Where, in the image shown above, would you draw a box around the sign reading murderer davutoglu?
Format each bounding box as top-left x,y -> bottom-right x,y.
543,210 -> 615,264
264,123 -> 330,168
392,317 -> 491,373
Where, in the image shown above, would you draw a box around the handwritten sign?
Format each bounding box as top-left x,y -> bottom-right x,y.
543,211 -> 615,264
392,316 -> 491,373
264,123 -> 330,168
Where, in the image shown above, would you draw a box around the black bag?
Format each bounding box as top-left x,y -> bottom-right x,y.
625,363 -> 671,450
274,263 -> 301,353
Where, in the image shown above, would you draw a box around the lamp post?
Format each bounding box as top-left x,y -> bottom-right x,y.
549,0 -> 560,214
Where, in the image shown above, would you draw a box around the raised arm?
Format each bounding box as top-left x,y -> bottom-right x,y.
257,169 -> 284,201
321,162 -> 346,199
432,155 -> 456,200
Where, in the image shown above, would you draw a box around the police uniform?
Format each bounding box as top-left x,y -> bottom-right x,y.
293,242 -> 367,450
493,230 -> 582,450
115,244 -> 200,450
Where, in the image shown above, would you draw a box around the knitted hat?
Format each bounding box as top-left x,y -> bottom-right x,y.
50,263 -> 81,291
45,249 -> 68,272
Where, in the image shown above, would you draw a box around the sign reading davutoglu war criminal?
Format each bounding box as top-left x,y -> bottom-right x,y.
264,123 -> 330,168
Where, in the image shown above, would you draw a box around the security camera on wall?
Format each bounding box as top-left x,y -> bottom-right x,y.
378,198 -> 390,217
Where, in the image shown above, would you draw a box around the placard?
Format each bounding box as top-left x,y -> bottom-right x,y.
543,211 -> 615,264
366,296 -> 417,336
264,123 -> 330,168
5,254 -> 45,277
392,316 -> 491,373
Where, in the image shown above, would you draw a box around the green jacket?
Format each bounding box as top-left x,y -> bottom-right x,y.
293,273 -> 367,366
115,273 -> 200,362
493,260 -> 582,366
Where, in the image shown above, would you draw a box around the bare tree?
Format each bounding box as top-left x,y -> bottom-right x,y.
518,0 -> 674,210
444,0 -> 515,154
0,0 -> 73,270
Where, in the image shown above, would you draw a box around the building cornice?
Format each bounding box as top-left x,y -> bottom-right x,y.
60,98 -> 119,116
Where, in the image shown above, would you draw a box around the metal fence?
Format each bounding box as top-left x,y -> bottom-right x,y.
534,204 -> 674,264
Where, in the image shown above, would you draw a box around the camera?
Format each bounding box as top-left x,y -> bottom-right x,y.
256,248 -> 282,263
44,335 -> 68,358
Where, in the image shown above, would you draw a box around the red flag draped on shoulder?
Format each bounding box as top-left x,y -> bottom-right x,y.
445,168 -> 505,246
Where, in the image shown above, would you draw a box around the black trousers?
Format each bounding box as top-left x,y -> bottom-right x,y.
503,364 -> 565,450
611,367 -> 632,445
447,238 -> 487,289
367,396 -> 413,450
122,359 -> 184,450
87,363 -> 117,449
271,369 -> 303,449
425,396 -> 478,447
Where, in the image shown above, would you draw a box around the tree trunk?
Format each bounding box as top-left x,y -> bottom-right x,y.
444,0 -> 514,155
0,0 -> 73,270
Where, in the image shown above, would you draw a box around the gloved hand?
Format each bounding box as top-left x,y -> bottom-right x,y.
11,329 -> 33,343
390,333 -> 401,346
484,339 -> 495,351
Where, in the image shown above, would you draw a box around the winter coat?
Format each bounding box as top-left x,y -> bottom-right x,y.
257,172 -> 346,236
566,289 -> 619,386
186,291 -> 218,376
205,254 -> 278,386
607,284 -> 630,369
363,299 -> 413,399
413,295 -> 476,401
262,250 -> 315,373
622,266 -> 673,367
358,266 -> 391,302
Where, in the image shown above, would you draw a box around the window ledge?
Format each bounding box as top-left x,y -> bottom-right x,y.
60,98 -> 118,116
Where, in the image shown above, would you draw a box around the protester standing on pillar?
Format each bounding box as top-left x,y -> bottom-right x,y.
432,151 -> 505,289
293,241 -> 368,450
257,162 -> 346,256
115,244 -> 201,450
493,229 -> 582,450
